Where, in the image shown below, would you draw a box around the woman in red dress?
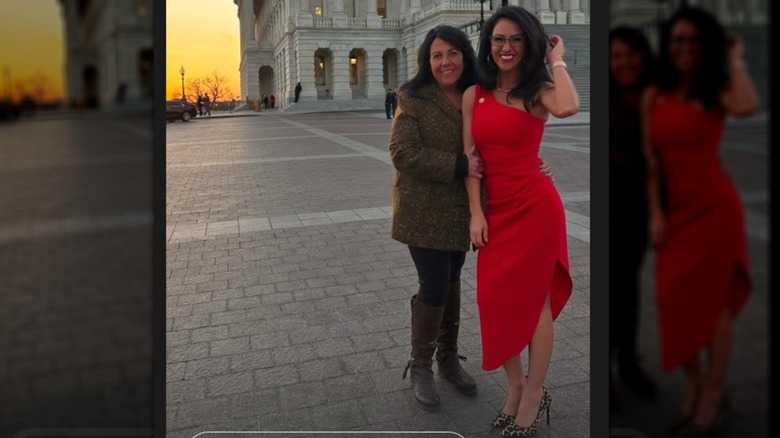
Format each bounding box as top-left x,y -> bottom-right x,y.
462,6 -> 578,437
642,7 -> 758,436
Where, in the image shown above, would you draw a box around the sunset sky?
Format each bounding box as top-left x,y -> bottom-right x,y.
166,0 -> 241,101
0,0 -> 64,102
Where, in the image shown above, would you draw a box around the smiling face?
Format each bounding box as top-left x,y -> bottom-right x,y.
610,38 -> 644,89
429,38 -> 464,90
669,19 -> 701,73
490,18 -> 525,73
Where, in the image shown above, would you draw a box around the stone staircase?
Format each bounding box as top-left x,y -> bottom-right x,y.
278,97 -> 385,113
726,25 -> 768,111
544,24 -> 590,111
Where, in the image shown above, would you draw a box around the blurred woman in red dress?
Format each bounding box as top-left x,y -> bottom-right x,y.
642,6 -> 758,436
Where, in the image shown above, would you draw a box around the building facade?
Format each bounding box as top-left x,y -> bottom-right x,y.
59,0 -> 153,108
235,0 -> 590,110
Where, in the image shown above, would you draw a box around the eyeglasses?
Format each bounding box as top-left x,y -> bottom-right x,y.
490,35 -> 523,47
670,35 -> 700,45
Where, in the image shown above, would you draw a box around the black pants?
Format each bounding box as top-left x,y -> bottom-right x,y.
609,219 -> 647,366
408,246 -> 466,307
385,103 -> 393,119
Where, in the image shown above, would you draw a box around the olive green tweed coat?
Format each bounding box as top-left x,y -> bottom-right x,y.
388,84 -> 470,252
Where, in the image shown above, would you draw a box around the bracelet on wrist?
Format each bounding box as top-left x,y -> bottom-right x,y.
551,60 -> 567,70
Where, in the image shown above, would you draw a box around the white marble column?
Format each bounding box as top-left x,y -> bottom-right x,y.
296,0 -> 313,26
366,50 -> 386,98
295,45 -> 317,103
410,0 -> 421,14
537,0 -> 554,23
367,0 -> 382,27
332,0 -> 348,27
399,47 -> 409,85
519,0 -> 534,11
387,0 -> 402,18
236,0 -> 256,52
331,48 -> 352,100
568,0 -> 585,23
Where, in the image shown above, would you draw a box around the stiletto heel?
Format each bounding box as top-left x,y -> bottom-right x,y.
545,400 -> 550,425
493,376 -> 530,428
677,391 -> 730,437
500,387 -> 552,437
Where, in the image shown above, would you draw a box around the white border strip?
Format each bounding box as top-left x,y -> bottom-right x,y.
192,432 -> 464,438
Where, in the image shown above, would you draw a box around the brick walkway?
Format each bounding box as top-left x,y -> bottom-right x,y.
0,110 -> 153,437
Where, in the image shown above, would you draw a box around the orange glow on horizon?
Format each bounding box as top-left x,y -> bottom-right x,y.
0,0 -> 64,103
166,0 -> 241,102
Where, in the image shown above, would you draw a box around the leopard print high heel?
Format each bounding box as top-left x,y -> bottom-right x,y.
500,387 -> 551,437
491,411 -> 515,428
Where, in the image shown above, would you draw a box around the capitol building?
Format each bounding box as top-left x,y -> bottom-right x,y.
59,0 -> 153,108
234,0 -> 591,111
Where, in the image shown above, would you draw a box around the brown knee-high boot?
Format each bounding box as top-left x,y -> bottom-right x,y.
436,282 -> 477,395
402,295 -> 444,411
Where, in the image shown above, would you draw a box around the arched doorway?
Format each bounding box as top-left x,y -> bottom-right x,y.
382,49 -> 399,91
313,48 -> 333,100
348,48 -> 367,99
258,65 -> 274,105
82,65 -> 99,108
138,48 -> 153,101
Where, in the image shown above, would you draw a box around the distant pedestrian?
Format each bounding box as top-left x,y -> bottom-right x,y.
295,82 -> 302,102
385,89 -> 395,119
204,94 -> 212,116
197,95 -> 204,116
391,90 -> 398,115
270,95 -> 276,108
262,95 -> 269,109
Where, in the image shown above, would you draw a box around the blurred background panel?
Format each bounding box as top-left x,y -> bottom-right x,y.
0,1 -> 154,437
608,1 -> 769,437
610,0 -> 768,110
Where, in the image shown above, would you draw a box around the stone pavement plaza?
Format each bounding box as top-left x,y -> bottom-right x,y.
0,109 -> 153,436
166,111 -> 591,437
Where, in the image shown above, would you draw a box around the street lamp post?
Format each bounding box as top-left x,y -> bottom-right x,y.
3,67 -> 10,101
179,65 -> 186,102
475,0 -> 493,30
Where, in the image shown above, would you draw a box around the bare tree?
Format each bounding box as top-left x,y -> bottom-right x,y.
186,77 -> 206,103
12,73 -> 57,104
203,70 -> 229,103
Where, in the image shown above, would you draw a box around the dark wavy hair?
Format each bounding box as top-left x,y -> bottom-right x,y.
656,7 -> 729,110
398,25 -> 477,98
475,6 -> 551,110
609,26 -> 655,106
